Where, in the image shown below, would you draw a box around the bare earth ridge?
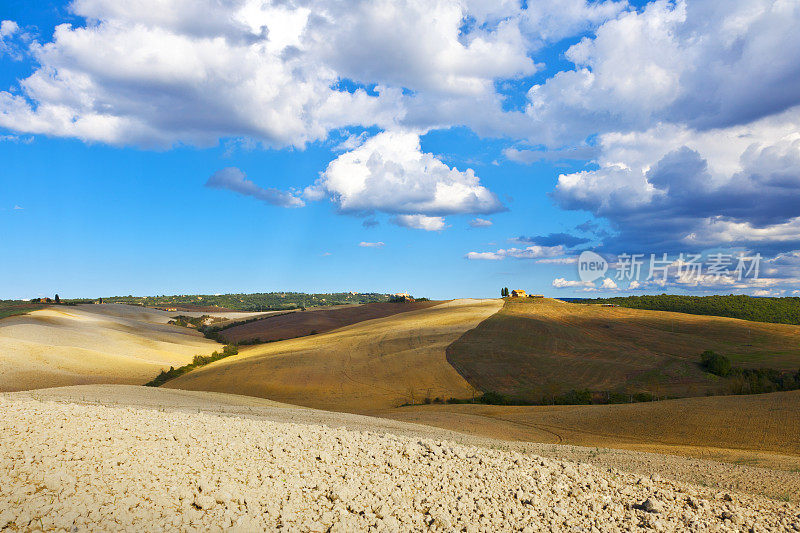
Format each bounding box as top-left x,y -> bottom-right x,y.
3,386 -> 799,531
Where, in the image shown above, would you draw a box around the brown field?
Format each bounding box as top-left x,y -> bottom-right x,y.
376,389 -> 800,471
166,299 -> 502,410
447,297 -> 800,400
0,304 -> 226,391
214,300 -> 440,344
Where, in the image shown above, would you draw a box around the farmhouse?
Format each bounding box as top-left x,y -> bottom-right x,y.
511,290 -> 527,298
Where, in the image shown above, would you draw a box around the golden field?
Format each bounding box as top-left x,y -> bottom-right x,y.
375,389 -> 800,469
166,299 -> 502,411
447,297 -> 800,400
0,304 -> 235,391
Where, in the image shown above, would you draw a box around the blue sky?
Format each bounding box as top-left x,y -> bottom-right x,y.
1,0 -> 799,300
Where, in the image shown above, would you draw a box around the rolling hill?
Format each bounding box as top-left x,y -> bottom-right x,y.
213,300 -> 440,344
447,297 -> 800,401
0,304 -> 253,391
166,299 -> 502,410
378,389 -> 800,470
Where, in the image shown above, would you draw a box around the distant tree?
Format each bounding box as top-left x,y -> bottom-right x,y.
501,287 -> 509,297
99,297 -> 103,304
54,294 -> 60,304
700,350 -> 731,377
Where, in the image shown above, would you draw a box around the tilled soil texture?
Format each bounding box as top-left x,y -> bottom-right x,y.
2,393 -> 799,532
214,300 -> 441,344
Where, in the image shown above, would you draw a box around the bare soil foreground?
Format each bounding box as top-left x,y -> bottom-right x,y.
448,298 -> 800,399
0,304 -> 257,391
216,300 -> 440,344
167,299 -> 502,410
3,386 -> 799,531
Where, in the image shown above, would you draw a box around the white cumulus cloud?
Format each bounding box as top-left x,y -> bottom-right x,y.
307,130 -> 504,227
599,277 -> 618,289
391,214 -> 446,231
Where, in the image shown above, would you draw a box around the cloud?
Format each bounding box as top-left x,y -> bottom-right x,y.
599,277 -> 618,290
0,3 -> 402,147
0,0 -> 595,148
575,220 -> 598,233
1,0 -> 797,151
307,130 -> 504,223
205,167 -> 304,208
0,0 -> 636,149
0,20 -> 24,60
0,21 -> 17,38
524,0 -> 800,268
524,0 -> 800,146
466,244 -> 564,260
469,217 -> 493,228
465,251 -> 504,261
504,145 -> 597,164
334,131 -> 369,152
0,134 -> 33,143
552,277 -> 594,288
13,205 -> 23,210
537,256 -> 578,264
359,241 -> 384,248
753,289 -> 780,297
516,232 -> 589,248
552,110 -> 800,254
362,218 -> 379,228
391,214 -> 446,231
1,0 -> 798,272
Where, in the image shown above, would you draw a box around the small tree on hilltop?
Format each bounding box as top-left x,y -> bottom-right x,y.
54,294 -> 60,304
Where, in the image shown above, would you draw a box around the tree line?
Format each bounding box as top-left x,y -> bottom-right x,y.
579,294 -> 800,325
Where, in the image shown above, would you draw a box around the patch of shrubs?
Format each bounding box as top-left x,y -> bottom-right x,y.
168,314 -> 227,329
433,389 -> 654,407
145,344 -> 239,387
699,350 -> 800,394
700,350 -> 732,376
